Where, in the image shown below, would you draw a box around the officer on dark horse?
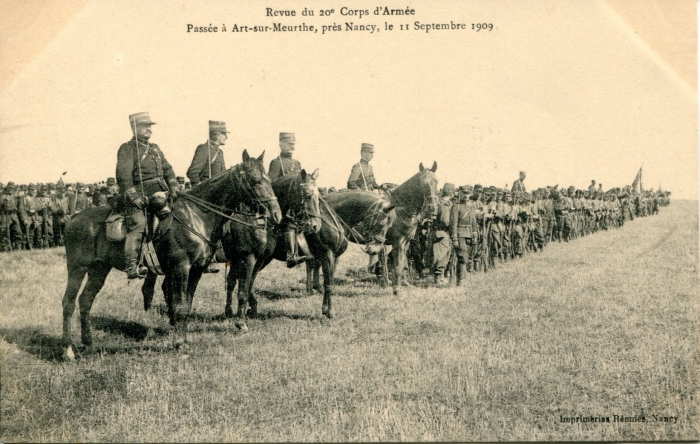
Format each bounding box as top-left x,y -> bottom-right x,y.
116,112 -> 180,279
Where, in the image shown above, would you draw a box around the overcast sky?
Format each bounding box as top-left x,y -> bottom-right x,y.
1,0 -> 697,198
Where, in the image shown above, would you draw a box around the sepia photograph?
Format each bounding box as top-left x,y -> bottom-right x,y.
0,0 -> 697,441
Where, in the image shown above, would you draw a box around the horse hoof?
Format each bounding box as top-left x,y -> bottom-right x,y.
63,345 -> 75,361
246,308 -> 257,318
234,320 -> 249,332
224,306 -> 234,319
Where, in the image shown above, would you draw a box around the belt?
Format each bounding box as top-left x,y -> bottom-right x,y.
135,177 -> 163,185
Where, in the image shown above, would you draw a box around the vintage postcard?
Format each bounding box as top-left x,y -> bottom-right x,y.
0,0 -> 697,441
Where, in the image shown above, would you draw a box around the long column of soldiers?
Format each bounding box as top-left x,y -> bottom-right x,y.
411,171 -> 671,287
0,171 -> 671,254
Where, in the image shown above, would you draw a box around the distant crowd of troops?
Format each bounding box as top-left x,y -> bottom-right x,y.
0,177 -> 193,251
410,176 -> 672,287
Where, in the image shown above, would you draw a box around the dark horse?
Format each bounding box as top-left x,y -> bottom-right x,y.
61,151 -> 281,359
222,169 -> 323,331
304,190 -> 397,316
224,189 -> 395,322
383,162 -> 439,295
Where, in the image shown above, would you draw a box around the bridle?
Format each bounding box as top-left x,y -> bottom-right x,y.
284,175 -> 321,234
171,163 -> 279,247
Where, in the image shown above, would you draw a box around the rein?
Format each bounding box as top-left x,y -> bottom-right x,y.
170,163 -> 275,247
319,196 -> 364,243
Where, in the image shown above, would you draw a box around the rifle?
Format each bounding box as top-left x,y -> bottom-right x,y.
482,216 -> 490,272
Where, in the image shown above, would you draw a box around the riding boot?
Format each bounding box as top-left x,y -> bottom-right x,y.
125,229 -> 147,279
285,228 -> 306,268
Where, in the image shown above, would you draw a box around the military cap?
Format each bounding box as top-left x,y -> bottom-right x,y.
279,132 -> 295,143
47,182 -> 55,190
176,176 -> 185,184
107,177 -> 116,185
460,185 -> 473,193
318,187 -> 327,195
76,182 -> 85,188
473,184 -> 483,193
328,187 -> 337,193
6,181 -> 15,188
209,120 -> 230,134
129,112 -> 155,126
442,183 -> 456,196
361,143 -> 374,152
28,183 -> 36,190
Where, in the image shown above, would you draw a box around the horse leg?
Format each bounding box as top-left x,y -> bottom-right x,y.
141,272 -> 159,338
169,265 -> 192,350
313,263 -> 322,294
142,271 -> 157,311
305,260 -> 315,295
321,250 -> 335,319
161,275 -> 175,325
62,265 -> 88,360
224,262 -> 237,319
78,263 -> 111,353
235,254 -> 256,331
392,239 -> 406,296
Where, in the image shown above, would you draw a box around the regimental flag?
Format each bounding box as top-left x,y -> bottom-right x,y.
631,166 -> 643,193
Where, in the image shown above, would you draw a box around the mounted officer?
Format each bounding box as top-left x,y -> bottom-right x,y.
511,171 -> 527,193
269,132 -> 301,181
347,143 -> 381,191
269,132 -> 306,267
186,121 -> 228,187
116,112 -> 179,279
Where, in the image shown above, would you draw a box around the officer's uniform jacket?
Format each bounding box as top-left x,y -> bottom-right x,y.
268,154 -> 301,181
116,137 -> 177,197
450,200 -> 478,240
511,179 -> 526,193
347,160 -> 379,191
186,141 -> 226,186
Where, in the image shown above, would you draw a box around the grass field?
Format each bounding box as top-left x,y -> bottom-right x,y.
1,201 -> 698,442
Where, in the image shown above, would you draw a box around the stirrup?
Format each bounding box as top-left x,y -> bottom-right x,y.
127,266 -> 148,280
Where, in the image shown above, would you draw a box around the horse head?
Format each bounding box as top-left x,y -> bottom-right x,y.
272,168 -> 323,234
240,150 -> 282,224
417,161 -> 439,219
360,199 -> 396,255
297,169 -> 322,234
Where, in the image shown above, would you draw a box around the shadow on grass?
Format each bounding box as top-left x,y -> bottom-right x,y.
255,288 -> 311,301
91,316 -> 168,341
0,327 -> 67,361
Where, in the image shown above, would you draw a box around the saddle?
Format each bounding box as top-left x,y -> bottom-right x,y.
105,209 -> 165,275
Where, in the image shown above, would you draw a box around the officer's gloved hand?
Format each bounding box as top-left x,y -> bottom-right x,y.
453,239 -> 459,248
132,196 -> 147,210
168,180 -> 180,200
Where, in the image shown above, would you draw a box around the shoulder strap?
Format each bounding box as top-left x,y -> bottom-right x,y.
358,162 -> 368,190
